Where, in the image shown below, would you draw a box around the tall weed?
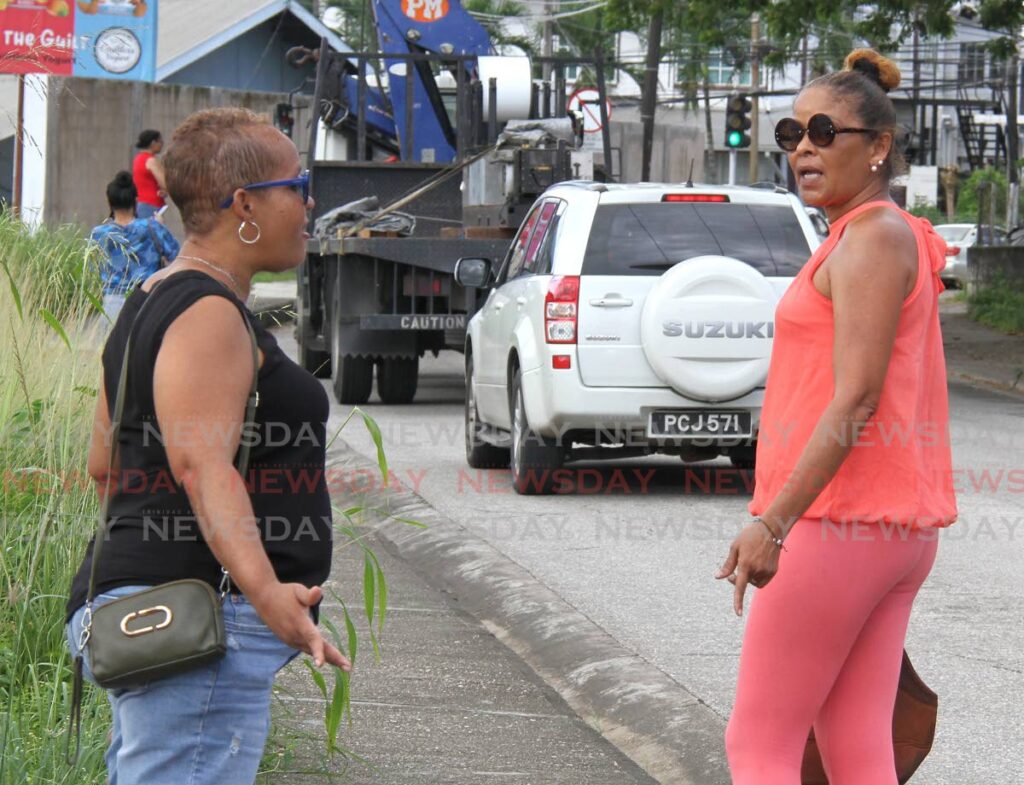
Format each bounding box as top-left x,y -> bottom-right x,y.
0,218 -> 108,784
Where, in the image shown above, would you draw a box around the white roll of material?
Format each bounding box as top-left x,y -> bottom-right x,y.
477,56 -> 533,123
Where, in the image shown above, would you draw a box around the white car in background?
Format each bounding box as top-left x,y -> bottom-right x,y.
455,182 -> 821,494
933,223 -> 1007,288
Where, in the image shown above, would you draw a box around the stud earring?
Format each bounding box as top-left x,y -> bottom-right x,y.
870,164 -> 878,172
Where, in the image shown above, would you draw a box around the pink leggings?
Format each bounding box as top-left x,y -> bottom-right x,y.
725,518 -> 939,785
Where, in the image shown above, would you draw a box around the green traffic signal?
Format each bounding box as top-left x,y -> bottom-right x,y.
724,93 -> 752,149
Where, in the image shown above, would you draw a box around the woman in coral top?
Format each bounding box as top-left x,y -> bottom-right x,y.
716,49 -> 957,784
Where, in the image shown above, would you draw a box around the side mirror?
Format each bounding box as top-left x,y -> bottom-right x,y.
454,257 -> 492,288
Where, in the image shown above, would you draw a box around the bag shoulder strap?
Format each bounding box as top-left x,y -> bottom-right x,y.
85,280 -> 259,605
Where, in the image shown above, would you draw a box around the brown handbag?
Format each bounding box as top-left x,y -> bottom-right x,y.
802,650 -> 937,784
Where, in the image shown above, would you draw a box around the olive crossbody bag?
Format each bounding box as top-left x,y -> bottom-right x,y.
66,287 -> 259,764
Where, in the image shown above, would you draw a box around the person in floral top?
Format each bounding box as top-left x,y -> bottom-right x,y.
90,170 -> 180,324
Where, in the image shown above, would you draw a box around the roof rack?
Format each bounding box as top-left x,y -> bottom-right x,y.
749,181 -> 790,195
559,181 -> 608,192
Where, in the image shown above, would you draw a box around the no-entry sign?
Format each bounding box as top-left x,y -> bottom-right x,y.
567,88 -> 612,135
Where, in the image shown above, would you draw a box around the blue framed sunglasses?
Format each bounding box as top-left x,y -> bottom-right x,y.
220,170 -> 310,209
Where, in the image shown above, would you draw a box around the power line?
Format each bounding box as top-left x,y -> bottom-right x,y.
467,2 -> 607,22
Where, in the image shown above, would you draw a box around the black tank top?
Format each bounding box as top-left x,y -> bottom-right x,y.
67,271 -> 332,619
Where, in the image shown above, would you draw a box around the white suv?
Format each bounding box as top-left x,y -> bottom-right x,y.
454,182 -> 820,494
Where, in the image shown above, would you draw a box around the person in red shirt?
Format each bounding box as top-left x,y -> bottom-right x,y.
132,129 -> 167,219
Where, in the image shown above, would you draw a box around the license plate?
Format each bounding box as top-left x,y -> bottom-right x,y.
648,410 -> 752,438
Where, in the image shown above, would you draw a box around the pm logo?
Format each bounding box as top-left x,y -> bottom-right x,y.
402,0 -> 449,22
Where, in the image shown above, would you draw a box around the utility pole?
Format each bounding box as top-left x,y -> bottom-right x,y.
12,75 -> 24,216
800,34 -> 808,85
542,1 -> 554,83
702,76 -> 716,183
640,7 -> 664,182
912,27 -> 921,165
1007,50 -> 1020,228
749,13 -> 760,184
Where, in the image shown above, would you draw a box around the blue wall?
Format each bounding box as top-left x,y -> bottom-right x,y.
163,14 -> 321,95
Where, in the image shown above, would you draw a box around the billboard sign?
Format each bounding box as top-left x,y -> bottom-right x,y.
0,0 -> 157,81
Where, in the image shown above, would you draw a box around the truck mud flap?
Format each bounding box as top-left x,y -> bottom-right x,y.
333,322 -> 416,359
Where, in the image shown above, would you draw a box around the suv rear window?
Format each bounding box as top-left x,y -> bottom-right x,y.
582,202 -> 812,277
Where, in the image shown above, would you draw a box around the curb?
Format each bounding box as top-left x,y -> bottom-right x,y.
330,444 -> 732,785
947,369 -> 1024,398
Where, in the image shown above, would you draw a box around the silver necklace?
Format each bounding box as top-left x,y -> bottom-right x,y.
177,255 -> 243,295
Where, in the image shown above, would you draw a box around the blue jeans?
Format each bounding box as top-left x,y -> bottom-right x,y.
135,202 -> 158,219
67,586 -> 298,785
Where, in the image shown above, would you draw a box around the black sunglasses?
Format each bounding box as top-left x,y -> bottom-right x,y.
220,170 -> 310,209
774,114 -> 876,152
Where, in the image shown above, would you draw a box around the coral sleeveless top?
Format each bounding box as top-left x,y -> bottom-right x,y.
750,201 -> 957,528
132,151 -> 164,208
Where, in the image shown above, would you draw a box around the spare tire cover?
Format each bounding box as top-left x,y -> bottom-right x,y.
640,255 -> 778,402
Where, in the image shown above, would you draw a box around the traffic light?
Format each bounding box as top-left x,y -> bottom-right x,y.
725,93 -> 752,149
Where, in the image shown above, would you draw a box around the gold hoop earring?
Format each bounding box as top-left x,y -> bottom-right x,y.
238,220 -> 261,245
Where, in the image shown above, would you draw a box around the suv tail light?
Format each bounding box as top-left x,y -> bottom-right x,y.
545,275 -> 579,344
945,245 -> 961,256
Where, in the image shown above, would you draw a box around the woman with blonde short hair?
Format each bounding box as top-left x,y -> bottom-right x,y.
68,108 -> 350,785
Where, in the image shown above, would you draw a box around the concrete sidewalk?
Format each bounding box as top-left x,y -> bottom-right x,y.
258,453 -> 656,784
939,295 -> 1024,395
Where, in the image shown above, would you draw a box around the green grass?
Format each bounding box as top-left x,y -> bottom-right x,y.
950,289 -> 969,303
967,285 -> 1024,335
252,269 -> 297,284
0,218 -> 102,323
0,214 -> 109,784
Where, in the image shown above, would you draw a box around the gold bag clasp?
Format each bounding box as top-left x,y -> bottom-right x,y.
119,605 -> 173,637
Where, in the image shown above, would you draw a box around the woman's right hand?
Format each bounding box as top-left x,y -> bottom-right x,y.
715,522 -> 782,617
251,582 -> 352,671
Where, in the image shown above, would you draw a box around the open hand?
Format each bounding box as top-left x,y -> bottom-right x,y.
715,522 -> 782,617
252,582 -> 352,671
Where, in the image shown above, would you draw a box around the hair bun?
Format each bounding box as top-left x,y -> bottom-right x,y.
113,170 -> 134,187
844,48 -> 901,93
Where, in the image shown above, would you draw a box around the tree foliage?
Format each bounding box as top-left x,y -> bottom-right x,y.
599,0 -> 1021,77
463,0 -> 537,55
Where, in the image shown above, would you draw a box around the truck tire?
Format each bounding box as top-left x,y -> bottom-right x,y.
465,354 -> 509,469
509,369 -> 562,495
332,354 -> 374,405
298,321 -> 331,379
297,265 -> 330,378
329,278 -> 373,404
329,321 -> 372,407
377,356 -> 418,404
